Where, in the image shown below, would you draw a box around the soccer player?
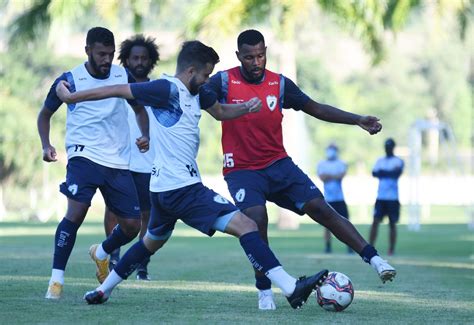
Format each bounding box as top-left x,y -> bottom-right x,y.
38,27 -> 150,299
56,40 -> 329,309
370,138 -> 404,256
202,29 -> 396,310
317,144 -> 352,254
104,34 -> 160,280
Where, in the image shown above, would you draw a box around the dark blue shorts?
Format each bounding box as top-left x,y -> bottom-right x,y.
224,157 -> 323,215
327,201 -> 349,219
374,200 -> 400,223
131,171 -> 151,212
59,157 -> 140,218
147,182 -> 238,238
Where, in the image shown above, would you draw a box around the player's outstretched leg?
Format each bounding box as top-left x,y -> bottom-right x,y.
225,211 -> 329,309
304,197 -> 396,283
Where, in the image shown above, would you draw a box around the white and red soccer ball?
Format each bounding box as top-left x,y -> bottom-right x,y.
316,271 -> 354,312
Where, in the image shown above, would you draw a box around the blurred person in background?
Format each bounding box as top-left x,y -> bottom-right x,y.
370,138 -> 404,256
317,144 -> 353,254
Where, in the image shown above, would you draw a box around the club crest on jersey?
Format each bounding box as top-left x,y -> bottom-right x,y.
213,195 -> 229,204
235,189 -> 246,202
266,95 -> 277,111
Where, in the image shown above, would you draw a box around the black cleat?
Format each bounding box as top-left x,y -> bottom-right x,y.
84,290 -> 108,305
287,269 -> 329,309
136,270 -> 151,281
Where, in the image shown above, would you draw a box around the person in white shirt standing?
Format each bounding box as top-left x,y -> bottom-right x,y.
370,138 -> 404,256
104,35 -> 159,281
317,144 -> 352,254
38,27 -> 150,300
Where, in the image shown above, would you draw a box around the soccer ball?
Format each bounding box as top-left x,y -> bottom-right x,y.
316,271 -> 354,312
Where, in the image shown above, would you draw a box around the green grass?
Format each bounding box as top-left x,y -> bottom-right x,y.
0,221 -> 473,324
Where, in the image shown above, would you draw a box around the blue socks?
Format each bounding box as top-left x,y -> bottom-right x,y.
115,241 -> 153,279
102,225 -> 135,254
239,231 -> 281,274
52,218 -> 80,270
360,244 -> 378,263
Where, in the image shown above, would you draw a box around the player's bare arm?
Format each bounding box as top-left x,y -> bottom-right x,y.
55,80 -> 135,103
37,106 -> 57,162
205,97 -> 262,121
302,100 -> 382,135
131,104 -> 150,153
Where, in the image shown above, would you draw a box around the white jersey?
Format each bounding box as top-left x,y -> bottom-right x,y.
127,105 -> 154,173
317,159 -> 347,202
148,75 -> 202,192
65,63 -> 130,169
373,156 -> 404,200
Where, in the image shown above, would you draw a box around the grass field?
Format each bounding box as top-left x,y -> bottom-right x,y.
0,221 -> 473,324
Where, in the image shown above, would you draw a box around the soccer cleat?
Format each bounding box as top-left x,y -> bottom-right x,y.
84,290 -> 109,305
287,269 -> 329,309
371,256 -> 397,283
258,289 -> 276,310
89,244 -> 109,284
45,282 -> 63,299
136,270 -> 151,281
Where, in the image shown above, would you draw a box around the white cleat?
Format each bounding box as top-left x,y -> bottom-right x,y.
258,289 -> 276,310
371,256 -> 397,283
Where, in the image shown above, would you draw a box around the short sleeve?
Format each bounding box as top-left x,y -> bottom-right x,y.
199,86 -> 217,110
43,73 -> 69,112
130,79 -> 171,107
282,76 -> 310,110
201,72 -> 223,103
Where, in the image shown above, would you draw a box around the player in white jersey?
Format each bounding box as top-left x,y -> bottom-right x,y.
38,27 -> 150,300
317,144 -> 352,254
370,138 -> 404,255
103,35 -> 160,281
56,40 -> 329,309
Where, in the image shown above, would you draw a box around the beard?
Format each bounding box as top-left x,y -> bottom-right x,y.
130,65 -> 151,79
89,56 -> 111,78
189,76 -> 201,95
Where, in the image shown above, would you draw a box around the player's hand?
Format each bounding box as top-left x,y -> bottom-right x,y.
245,97 -> 262,113
55,80 -> 72,103
42,145 -> 57,162
136,136 -> 149,153
357,115 -> 382,135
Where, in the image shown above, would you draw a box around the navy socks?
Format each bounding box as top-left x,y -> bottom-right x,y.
360,244 -> 378,263
115,241 -> 153,279
102,225 -> 135,254
52,218 -> 80,270
239,231 -> 281,274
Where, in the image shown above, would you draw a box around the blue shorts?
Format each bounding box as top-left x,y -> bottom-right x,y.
327,201 -> 349,219
147,182 -> 238,239
224,157 -> 323,215
131,171 -> 151,212
374,200 -> 400,223
59,157 -> 140,218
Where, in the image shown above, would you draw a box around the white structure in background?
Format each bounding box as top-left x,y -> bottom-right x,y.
407,118 -> 471,231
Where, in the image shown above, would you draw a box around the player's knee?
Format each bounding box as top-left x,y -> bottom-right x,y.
120,219 -> 141,237
238,212 -> 259,233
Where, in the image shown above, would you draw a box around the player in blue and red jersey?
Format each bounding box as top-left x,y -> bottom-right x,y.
202,29 -> 396,310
